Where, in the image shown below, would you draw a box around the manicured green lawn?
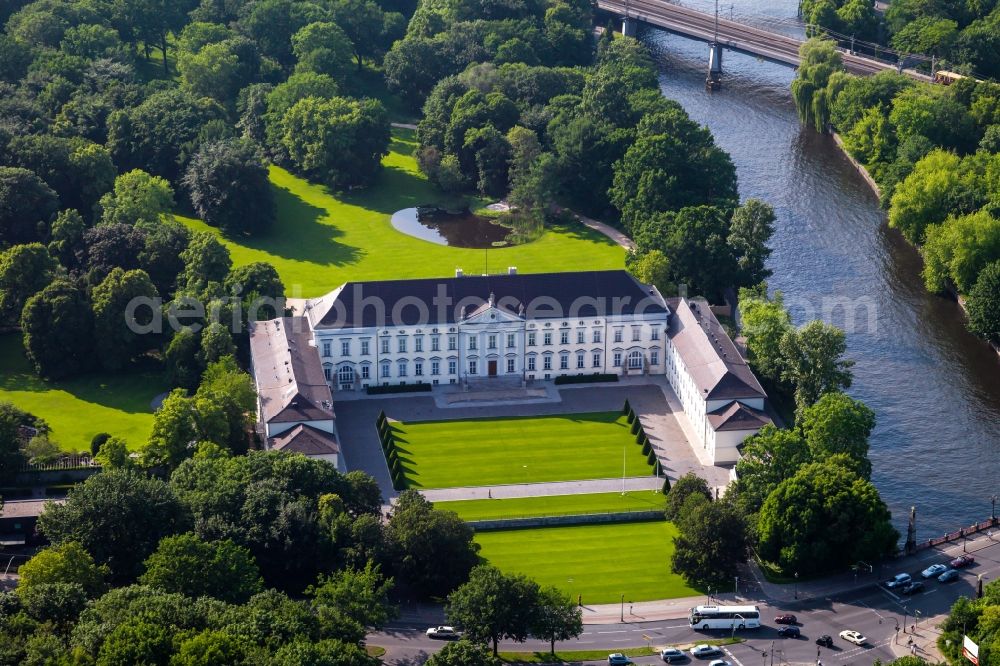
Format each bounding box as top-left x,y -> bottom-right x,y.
0,334 -> 166,452
475,521 -> 699,604
178,128 -> 625,297
392,412 -> 653,489
436,491 -> 667,521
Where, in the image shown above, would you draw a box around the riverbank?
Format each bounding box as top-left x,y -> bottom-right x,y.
830,131 -> 1000,360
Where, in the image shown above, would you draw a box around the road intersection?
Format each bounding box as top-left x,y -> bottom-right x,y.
370,533 -> 1000,664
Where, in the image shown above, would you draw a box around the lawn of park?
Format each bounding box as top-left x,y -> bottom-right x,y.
435,491 -> 667,521
0,334 -> 166,452
390,412 -> 654,489
0,128 -> 623,450
177,128 -> 625,297
474,520 -> 699,604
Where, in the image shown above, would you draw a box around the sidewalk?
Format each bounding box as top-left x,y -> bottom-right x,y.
579,594 -> 706,624
888,613 -> 946,664
422,477 -> 663,503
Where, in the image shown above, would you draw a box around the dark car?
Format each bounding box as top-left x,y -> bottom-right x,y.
950,555 -> 975,568
777,626 -> 801,638
901,581 -> 925,595
774,614 -> 797,625
938,569 -> 960,583
816,635 -> 834,648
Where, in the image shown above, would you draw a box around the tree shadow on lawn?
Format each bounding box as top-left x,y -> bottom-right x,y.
340,164 -> 438,215
545,221 -> 621,247
0,334 -> 166,414
234,183 -> 362,266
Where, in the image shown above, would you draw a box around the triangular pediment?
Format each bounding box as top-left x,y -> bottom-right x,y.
462,304 -> 523,325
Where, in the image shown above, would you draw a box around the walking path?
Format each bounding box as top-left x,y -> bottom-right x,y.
554,206 -> 636,251
390,122 -> 418,130
421,476 -> 663,503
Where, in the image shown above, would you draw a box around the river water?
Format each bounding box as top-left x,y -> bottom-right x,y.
637,1 -> 1000,540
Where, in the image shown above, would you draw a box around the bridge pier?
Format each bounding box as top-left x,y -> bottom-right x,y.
622,16 -> 638,37
706,42 -> 723,90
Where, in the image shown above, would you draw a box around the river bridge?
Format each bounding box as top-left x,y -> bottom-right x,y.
597,0 -> 931,85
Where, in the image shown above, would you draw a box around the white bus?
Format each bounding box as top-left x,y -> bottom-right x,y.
689,605 -> 762,630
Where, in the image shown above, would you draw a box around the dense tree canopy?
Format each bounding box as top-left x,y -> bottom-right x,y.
139,532 -> 263,603
183,138 -> 275,236
37,470 -> 189,582
757,461 -> 898,575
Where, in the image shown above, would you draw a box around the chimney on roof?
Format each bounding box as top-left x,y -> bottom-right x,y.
456,268 -> 464,277
508,266 -> 517,275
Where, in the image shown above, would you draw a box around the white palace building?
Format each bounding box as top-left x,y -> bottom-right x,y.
249,269 -> 771,465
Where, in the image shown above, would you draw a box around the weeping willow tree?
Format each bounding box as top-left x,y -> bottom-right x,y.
791,38 -> 845,132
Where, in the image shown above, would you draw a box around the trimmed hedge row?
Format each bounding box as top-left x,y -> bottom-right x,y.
553,373 -> 619,385
367,383 -> 432,395
375,410 -> 408,491
623,399 -> 661,477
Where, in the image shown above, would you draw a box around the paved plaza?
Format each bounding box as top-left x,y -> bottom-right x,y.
333,377 -> 733,502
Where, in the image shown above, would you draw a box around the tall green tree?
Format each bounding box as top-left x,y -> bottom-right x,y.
779,320 -> 855,412
37,469 -> 189,582
385,491 -> 480,597
0,167 -> 59,248
17,541 -> 109,599
91,268 -> 160,372
183,138 -> 275,236
0,243 -> 57,325
798,391 -> 876,479
672,500 -> 748,587
530,586 -> 583,655
139,532 -> 263,603
966,260 -> 1000,342
309,561 -> 396,643
21,279 -> 95,380
177,232 -> 232,295
426,640 -> 503,666
728,199 -> 775,289
731,425 -> 811,518
737,286 -> 792,384
97,170 -> 175,228
446,565 -> 540,655
757,461 -> 897,575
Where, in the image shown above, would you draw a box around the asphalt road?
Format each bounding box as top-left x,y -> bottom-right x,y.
371,535 -> 1000,665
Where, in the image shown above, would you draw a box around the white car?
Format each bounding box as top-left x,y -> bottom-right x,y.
708,661 -> 732,666
839,630 -> 866,646
425,626 -> 460,639
921,563 -> 948,578
660,647 -> 687,663
690,645 -> 723,658
886,573 -> 911,589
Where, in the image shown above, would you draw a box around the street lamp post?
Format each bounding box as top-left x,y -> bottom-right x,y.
621,594 -> 625,622
734,575 -> 739,596
902,607 -> 908,634
732,614 -> 744,640
991,494 -> 997,523
794,572 -> 799,600
706,587 -> 712,605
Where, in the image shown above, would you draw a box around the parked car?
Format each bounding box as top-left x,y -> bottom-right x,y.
660,647 -> 688,663
425,626 -> 460,640
921,564 -> 948,578
938,569 -> 960,583
901,581 -> 925,595
950,555 -> 975,568
690,645 -> 723,659
708,660 -> 732,666
886,573 -> 911,589
608,654 -> 634,665
774,614 -> 797,625
777,626 -> 801,638
840,630 -> 866,646
816,635 -> 834,648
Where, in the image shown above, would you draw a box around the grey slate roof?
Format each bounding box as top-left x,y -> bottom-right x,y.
249,317 -> 334,425
707,400 -> 772,432
304,270 -> 668,329
269,424 -> 339,456
666,298 -> 766,401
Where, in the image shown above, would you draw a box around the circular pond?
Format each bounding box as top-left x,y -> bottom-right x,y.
390,206 -> 512,248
